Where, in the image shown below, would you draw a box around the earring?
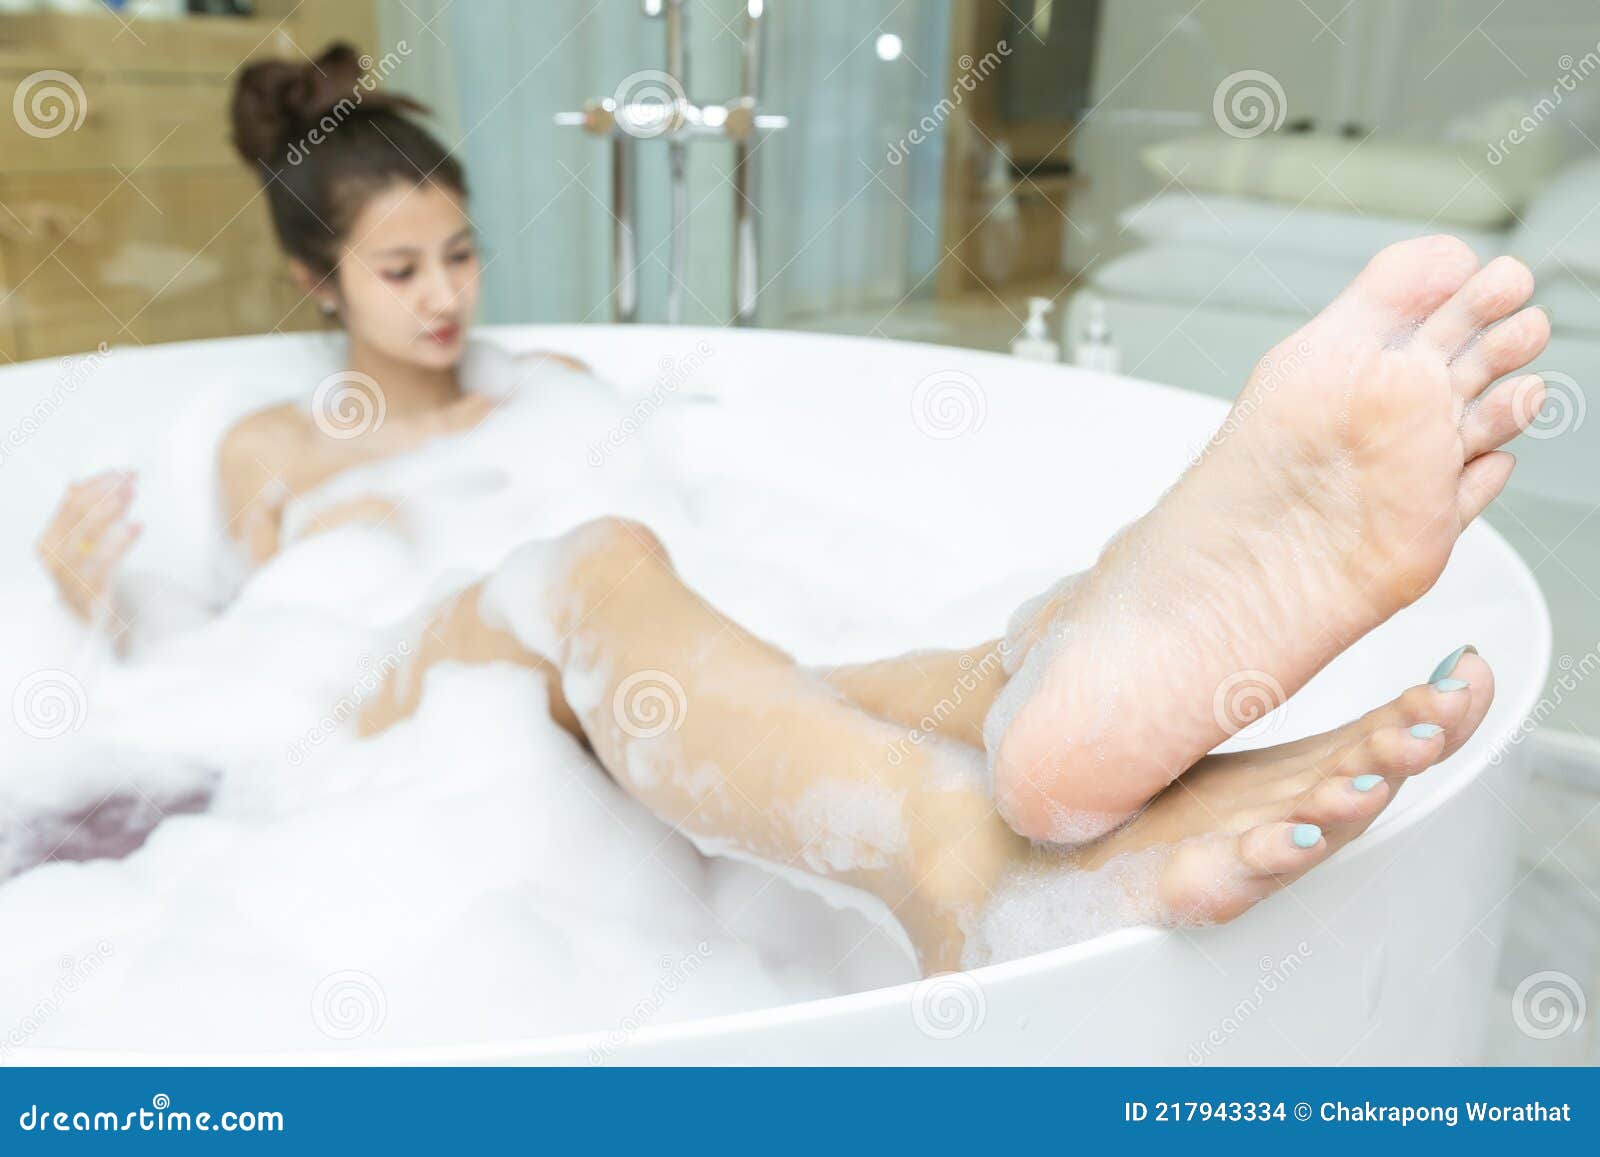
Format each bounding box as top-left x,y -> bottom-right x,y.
318,299 -> 337,317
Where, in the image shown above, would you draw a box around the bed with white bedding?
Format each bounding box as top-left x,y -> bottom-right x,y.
1070,155 -> 1600,506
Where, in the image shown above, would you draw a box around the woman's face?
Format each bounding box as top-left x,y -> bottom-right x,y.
334,180 -> 481,369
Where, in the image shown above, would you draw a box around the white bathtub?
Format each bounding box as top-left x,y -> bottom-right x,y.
1,325 -> 1550,1065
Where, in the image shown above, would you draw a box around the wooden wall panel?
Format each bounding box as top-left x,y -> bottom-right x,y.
0,4 -> 373,361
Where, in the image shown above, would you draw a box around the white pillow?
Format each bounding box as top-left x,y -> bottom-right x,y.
1508,158 -> 1600,280
1089,242 -> 1360,316
1143,133 -> 1552,229
1119,192 -> 1504,261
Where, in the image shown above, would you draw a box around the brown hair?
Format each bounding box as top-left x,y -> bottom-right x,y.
230,42 -> 467,278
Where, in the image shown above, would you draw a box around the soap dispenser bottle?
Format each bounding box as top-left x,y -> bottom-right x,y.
1012,296 -> 1060,362
1073,295 -> 1120,372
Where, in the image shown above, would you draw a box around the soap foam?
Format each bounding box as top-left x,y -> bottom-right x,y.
980,572 -> 1136,844
788,780 -> 909,874
0,340 -> 933,1053
0,334 -> 1173,1053
961,845 -> 1169,968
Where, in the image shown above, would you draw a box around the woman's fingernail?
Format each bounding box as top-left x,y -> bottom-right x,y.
1292,823 -> 1322,849
1429,645 -> 1477,683
1410,723 -> 1444,739
1432,678 -> 1469,692
1352,774 -> 1384,792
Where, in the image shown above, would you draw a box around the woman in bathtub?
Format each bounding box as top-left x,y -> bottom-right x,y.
31,48 -> 1549,970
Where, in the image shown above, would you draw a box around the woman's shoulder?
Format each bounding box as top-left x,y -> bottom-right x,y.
216,402 -> 314,472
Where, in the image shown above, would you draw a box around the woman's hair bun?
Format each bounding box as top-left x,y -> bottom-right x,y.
230,41 -> 427,167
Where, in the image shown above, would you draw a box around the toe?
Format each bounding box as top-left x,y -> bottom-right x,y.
1346,721 -> 1450,779
1291,772 -> 1393,828
1387,676 -> 1476,734
1451,308 -> 1550,399
1159,822 -> 1330,925
1268,656 -> 1485,765
1348,666 -> 1477,737
1438,650 -> 1496,756
1458,450 -> 1516,526
1321,650 -> 1495,764
1462,374 -> 1545,458
1418,255 -> 1536,363
1285,676 -> 1492,835
1335,234 -> 1480,329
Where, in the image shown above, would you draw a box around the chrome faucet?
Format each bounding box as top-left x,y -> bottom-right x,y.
556,0 -> 787,326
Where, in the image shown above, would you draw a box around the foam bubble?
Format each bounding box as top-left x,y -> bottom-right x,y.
0,334 -> 1182,1052
789,781 -> 908,874
960,846 -> 1168,968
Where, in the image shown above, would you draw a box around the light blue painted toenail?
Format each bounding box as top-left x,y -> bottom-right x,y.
1410,723 -> 1444,739
1292,823 -> 1322,849
1352,774 -> 1384,792
1429,645 -> 1477,683
1432,678 -> 1469,692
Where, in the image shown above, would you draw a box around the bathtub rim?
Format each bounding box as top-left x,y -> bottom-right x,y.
1,325 -> 1554,1066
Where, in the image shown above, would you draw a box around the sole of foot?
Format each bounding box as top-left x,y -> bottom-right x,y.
988,236 -> 1546,843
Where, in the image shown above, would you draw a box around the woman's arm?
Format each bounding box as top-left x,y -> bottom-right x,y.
216,408 -> 304,565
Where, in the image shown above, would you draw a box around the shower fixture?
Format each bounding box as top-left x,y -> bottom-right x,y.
556,0 -> 787,326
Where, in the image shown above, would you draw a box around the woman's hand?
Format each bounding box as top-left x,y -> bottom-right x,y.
35,470 -> 142,621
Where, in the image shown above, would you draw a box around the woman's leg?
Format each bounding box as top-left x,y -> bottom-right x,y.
816,643 -> 1011,750
357,581 -> 583,741
362,517 -> 1496,972
472,518 -> 1025,972
362,579 -> 1027,753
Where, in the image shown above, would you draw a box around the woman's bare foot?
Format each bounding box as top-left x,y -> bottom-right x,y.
953,648 -> 1494,967
987,236 -> 1547,843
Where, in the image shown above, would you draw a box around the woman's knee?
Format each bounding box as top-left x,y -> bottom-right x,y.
561,516 -> 670,571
